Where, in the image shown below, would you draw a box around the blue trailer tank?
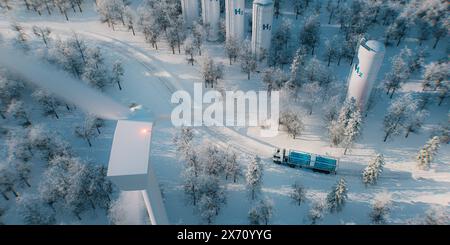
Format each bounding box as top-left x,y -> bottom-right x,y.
314,155 -> 337,173
288,151 -> 311,167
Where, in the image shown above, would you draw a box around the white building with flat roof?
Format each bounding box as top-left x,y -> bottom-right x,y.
225,0 -> 245,41
201,0 -> 221,41
251,0 -> 274,59
107,120 -> 169,225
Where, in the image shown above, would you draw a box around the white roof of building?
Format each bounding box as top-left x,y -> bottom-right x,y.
107,120 -> 153,178
254,0 -> 273,6
364,40 -> 385,53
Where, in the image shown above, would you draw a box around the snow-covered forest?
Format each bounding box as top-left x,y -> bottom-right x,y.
0,0 -> 449,225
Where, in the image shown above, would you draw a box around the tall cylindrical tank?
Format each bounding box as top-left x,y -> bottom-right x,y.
181,0 -> 200,27
346,38 -> 385,110
201,0 -> 221,41
225,0 -> 245,41
251,0 -> 274,59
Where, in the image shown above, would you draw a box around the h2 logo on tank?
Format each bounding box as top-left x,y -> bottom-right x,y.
355,64 -> 363,78
234,8 -> 243,15
262,24 -> 271,30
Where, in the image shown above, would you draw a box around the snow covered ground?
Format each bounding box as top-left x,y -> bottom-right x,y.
0,0 -> 449,225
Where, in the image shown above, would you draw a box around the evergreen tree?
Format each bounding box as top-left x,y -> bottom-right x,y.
362,154 -> 385,186
417,136 -> 441,170
246,155 -> 263,200
326,178 -> 348,213
288,46 -> 307,90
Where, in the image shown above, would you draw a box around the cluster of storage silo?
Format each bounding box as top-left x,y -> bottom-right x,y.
180,0 -> 274,58
181,1 -> 385,107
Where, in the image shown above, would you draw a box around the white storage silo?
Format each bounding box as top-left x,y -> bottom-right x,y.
181,0 -> 200,27
251,0 -> 274,59
225,0 -> 245,41
201,0 -> 221,41
346,38 -> 385,110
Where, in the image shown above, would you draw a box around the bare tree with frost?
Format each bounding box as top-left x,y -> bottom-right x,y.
6,99 -> 31,127
246,155 -> 263,200
239,40 -> 257,80
308,199 -> 326,225
422,62 -> 449,105
184,36 -> 197,66
323,36 -> 340,66
18,194 -> 56,225
369,192 -> 391,224
0,162 -> 18,200
123,5 -> 136,35
32,26 -> 52,48
301,82 -> 321,115
248,199 -> 273,225
224,149 -> 241,183
422,206 -> 449,225
32,90 -> 62,119
299,14 -> 320,55
225,37 -> 240,65
384,54 -> 411,99
138,5 -> 161,49
192,21 -> 205,56
262,67 -> 287,95
112,60 -> 124,90
196,174 -> 226,224
279,110 -> 304,139
75,116 -> 98,147
382,94 -> 417,142
290,181 -> 307,206
200,55 -> 223,88
54,0 -> 71,21
173,126 -> 194,160
11,22 -> 29,51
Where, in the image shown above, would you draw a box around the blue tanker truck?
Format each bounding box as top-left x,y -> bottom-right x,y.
272,148 -> 338,174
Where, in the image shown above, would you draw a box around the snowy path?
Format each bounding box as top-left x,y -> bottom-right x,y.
31,25 -> 279,158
